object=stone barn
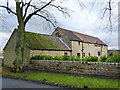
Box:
[52,27,107,58]
[3,27,107,67]
[3,29,71,67]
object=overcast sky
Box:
[0,0,119,51]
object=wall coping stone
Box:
[31,59,120,65]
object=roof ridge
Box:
[73,31,98,39]
[57,27,98,39]
[56,27,73,32]
[25,31,51,36]
[56,27,106,45]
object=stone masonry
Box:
[27,60,120,78]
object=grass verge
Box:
[2,71,120,88]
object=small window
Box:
[55,32,58,36]
[55,32,61,37]
[89,53,90,56]
[78,42,80,45]
[64,52,67,56]
[96,41,98,43]
[98,51,100,56]
[77,53,80,57]
[83,53,85,57]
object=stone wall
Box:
[30,50,71,57]
[3,30,18,67]
[28,60,120,78]
[3,30,30,67]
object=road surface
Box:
[2,77,60,88]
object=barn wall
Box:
[3,30,30,67]
[3,30,18,67]
[71,41,107,58]
[30,50,71,57]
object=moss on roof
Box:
[25,32,62,50]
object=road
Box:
[2,77,60,88]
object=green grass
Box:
[2,71,120,88]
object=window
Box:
[78,41,80,45]
[83,53,85,57]
[55,32,61,37]
[89,53,90,56]
[55,32,58,36]
[77,53,80,57]
[64,52,67,56]
[98,51,100,56]
[96,41,98,43]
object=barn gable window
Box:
[55,32,61,37]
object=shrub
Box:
[70,56,76,61]
[42,55,53,60]
[109,52,113,56]
[62,55,71,60]
[31,55,53,60]
[75,56,81,61]
[82,56,98,62]
[31,55,40,59]
[40,55,45,60]
[107,53,120,62]
[100,55,107,62]
[93,56,98,61]
[82,56,88,62]
[53,56,62,60]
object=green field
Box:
[2,71,120,88]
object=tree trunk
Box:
[13,30,25,73]
[13,1,25,73]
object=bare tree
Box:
[0,0,69,72]
[0,0,115,72]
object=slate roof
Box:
[73,32,106,45]
[3,27,107,51]
[54,28,82,41]
[54,27,107,46]
[25,31,70,50]
[3,29,71,51]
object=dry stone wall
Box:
[27,60,120,78]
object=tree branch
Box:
[50,4,70,16]
[41,2,70,16]
[35,13,55,28]
[24,0,54,25]
[0,5,17,15]
[23,0,32,19]
[108,0,112,34]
